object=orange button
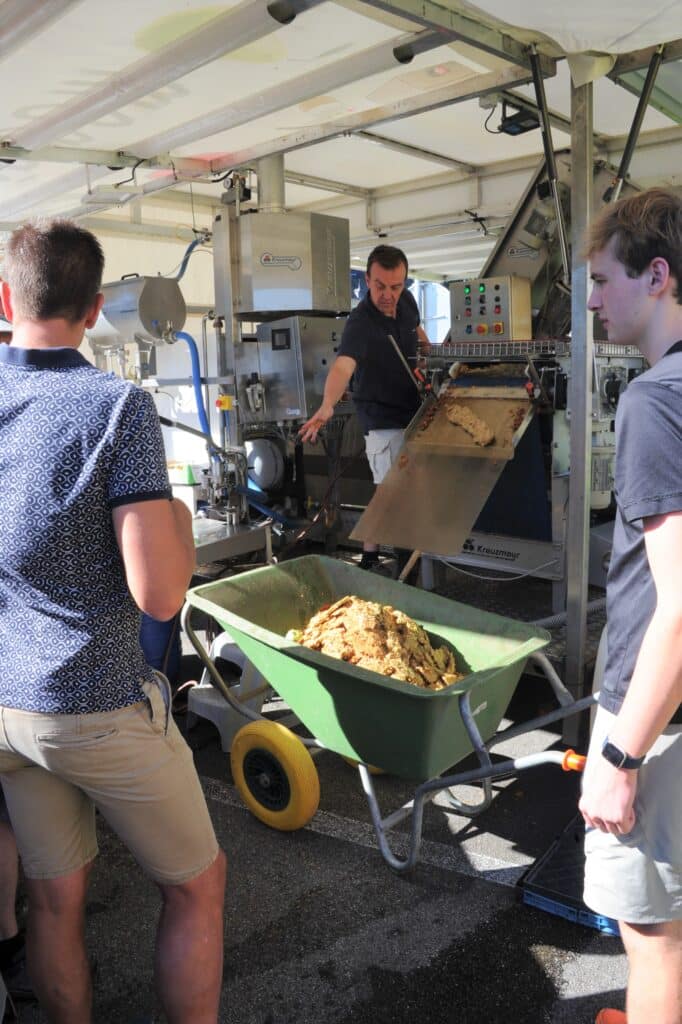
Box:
[493,322,504,334]
[476,324,488,334]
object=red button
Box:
[476,324,488,334]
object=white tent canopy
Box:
[0,0,680,280]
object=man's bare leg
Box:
[0,822,19,939]
[621,918,682,1024]
[155,850,227,1024]
[25,865,92,1024]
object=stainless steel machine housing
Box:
[234,212,350,318]
[236,315,348,425]
[88,276,187,348]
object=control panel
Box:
[449,274,532,342]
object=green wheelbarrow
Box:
[182,555,592,872]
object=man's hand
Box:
[579,758,638,835]
[299,402,334,443]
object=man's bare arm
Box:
[113,498,196,621]
[299,355,356,443]
[417,325,431,354]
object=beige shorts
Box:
[583,705,682,924]
[0,675,219,884]
[364,428,404,485]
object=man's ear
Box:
[83,292,105,329]
[648,257,670,295]
[0,281,14,323]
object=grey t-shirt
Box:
[601,344,682,718]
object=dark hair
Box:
[5,220,105,323]
[366,244,408,277]
[584,187,682,304]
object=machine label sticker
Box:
[507,244,539,260]
[462,537,521,562]
[260,252,303,271]
[285,407,302,416]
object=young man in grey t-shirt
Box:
[579,188,682,1024]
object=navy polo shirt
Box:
[338,289,421,433]
[601,346,682,720]
[0,345,172,714]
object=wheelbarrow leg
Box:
[442,691,494,816]
[357,764,432,873]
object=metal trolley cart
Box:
[182,555,592,872]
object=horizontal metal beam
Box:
[0,143,209,174]
[609,38,682,78]
[78,217,199,242]
[600,123,682,153]
[353,0,555,74]
[353,130,475,172]
[283,171,371,197]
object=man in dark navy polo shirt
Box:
[300,245,430,568]
[0,221,225,1023]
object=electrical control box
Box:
[449,275,532,343]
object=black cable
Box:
[465,208,488,236]
[483,105,502,134]
[113,158,145,188]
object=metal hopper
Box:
[351,382,536,556]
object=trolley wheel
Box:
[342,756,384,776]
[230,721,320,831]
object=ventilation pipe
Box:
[257,154,286,213]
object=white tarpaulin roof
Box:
[457,0,682,55]
[0,0,680,280]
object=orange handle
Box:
[562,749,587,772]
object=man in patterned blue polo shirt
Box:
[0,221,226,1024]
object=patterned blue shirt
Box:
[0,345,172,713]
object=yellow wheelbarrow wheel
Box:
[231,721,320,831]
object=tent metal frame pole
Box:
[564,78,594,746]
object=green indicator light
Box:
[464,285,471,295]
[479,283,486,293]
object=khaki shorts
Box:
[0,675,219,884]
[583,705,682,924]
[364,428,404,485]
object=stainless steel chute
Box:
[350,383,536,556]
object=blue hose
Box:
[231,485,295,527]
[172,238,203,281]
[173,330,212,443]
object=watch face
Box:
[601,740,625,768]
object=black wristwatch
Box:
[601,737,645,770]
